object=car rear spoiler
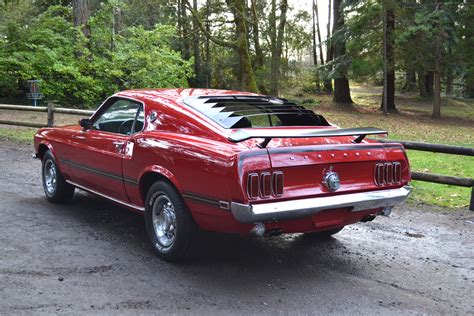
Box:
[228,127,387,147]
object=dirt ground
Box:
[0,140,473,315]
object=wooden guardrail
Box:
[0,103,94,128]
[375,138,474,211]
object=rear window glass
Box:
[183,96,330,129]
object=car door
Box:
[65,97,143,202]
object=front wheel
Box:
[41,150,75,203]
[144,181,198,261]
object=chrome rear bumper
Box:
[231,186,412,223]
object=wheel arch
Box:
[37,141,56,161]
[138,166,182,204]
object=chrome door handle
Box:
[112,141,125,148]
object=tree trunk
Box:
[227,0,259,93]
[418,71,428,97]
[323,0,333,93]
[402,70,416,92]
[326,0,333,63]
[332,0,352,103]
[311,0,318,67]
[433,71,441,118]
[445,71,453,95]
[311,0,320,91]
[464,81,474,98]
[381,7,396,113]
[251,0,264,69]
[251,0,266,93]
[314,1,324,66]
[432,0,442,118]
[425,71,434,97]
[204,0,212,88]
[190,0,202,87]
[269,0,288,96]
[72,0,90,57]
[178,0,191,61]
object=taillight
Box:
[272,171,284,196]
[247,171,284,199]
[260,172,272,197]
[248,173,259,199]
[375,162,402,186]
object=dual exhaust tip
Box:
[249,223,282,237]
[249,207,394,236]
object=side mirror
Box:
[79,118,92,130]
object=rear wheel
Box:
[144,181,198,261]
[304,227,344,239]
[41,150,75,203]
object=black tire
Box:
[304,227,344,239]
[41,150,75,203]
[145,181,198,261]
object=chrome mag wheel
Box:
[43,159,57,195]
[152,195,177,248]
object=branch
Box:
[184,0,238,49]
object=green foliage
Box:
[0,1,192,107]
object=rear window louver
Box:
[182,95,330,129]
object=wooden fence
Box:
[0,103,94,128]
[1,103,473,210]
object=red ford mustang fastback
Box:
[34,89,411,260]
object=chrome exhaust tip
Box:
[360,214,376,222]
[249,222,265,237]
[381,206,393,216]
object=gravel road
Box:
[0,140,473,315]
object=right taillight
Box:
[375,161,402,186]
[247,171,284,199]
[272,171,284,196]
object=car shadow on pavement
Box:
[30,190,360,278]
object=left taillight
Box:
[247,171,284,199]
[247,173,260,199]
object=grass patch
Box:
[407,151,473,208]
[0,126,36,144]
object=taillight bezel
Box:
[375,161,402,186]
[247,171,284,199]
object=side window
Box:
[93,99,141,135]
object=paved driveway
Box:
[0,140,472,314]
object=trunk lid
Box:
[265,140,407,200]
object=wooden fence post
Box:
[470,187,473,211]
[47,102,54,127]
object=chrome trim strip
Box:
[66,180,145,211]
[182,192,231,210]
[267,144,402,155]
[231,186,412,223]
[61,159,138,185]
